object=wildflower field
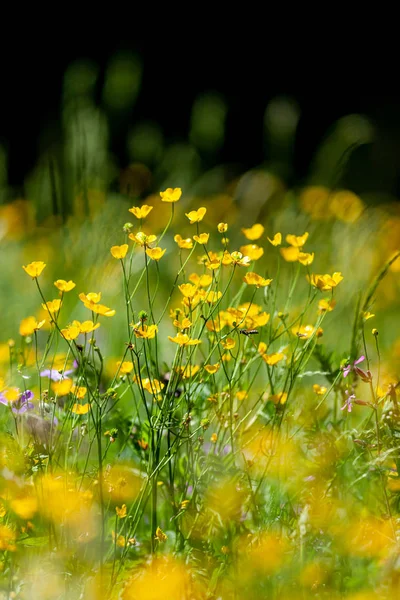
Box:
[1,75,400,599]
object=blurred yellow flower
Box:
[71,385,87,399]
[178,365,200,378]
[110,244,129,259]
[241,223,264,240]
[217,222,228,232]
[173,316,192,329]
[10,496,38,520]
[318,298,336,313]
[267,232,282,246]
[308,272,343,291]
[174,234,193,249]
[230,251,251,267]
[0,525,16,551]
[52,379,73,396]
[262,352,284,366]
[243,272,273,288]
[286,232,309,247]
[42,299,62,315]
[168,333,201,346]
[280,246,300,262]
[193,233,209,244]
[189,273,212,287]
[129,231,157,246]
[292,324,316,339]
[132,323,158,339]
[205,291,222,303]
[240,244,264,261]
[79,293,115,317]
[298,252,314,266]
[222,337,235,350]
[79,292,101,304]
[155,526,167,542]
[117,361,134,375]
[128,205,153,219]
[19,316,46,336]
[116,504,127,518]
[22,261,46,278]
[146,247,166,260]
[60,324,81,340]
[211,433,218,443]
[185,207,207,223]
[269,392,288,404]
[329,190,364,223]
[178,283,198,298]
[363,311,375,321]
[74,320,101,334]
[204,363,220,374]
[236,390,248,401]
[72,403,91,415]
[313,384,327,395]
[160,187,182,202]
[54,279,76,292]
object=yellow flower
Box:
[22,261,46,278]
[71,385,87,399]
[267,233,282,246]
[363,311,375,321]
[117,361,134,375]
[3,388,19,402]
[177,365,200,379]
[258,342,267,354]
[230,251,251,267]
[185,207,207,223]
[269,392,288,405]
[132,323,158,339]
[160,187,182,203]
[10,496,38,520]
[239,244,264,261]
[129,231,157,246]
[236,390,248,401]
[116,504,127,519]
[182,291,204,309]
[42,299,62,314]
[193,233,210,244]
[243,273,273,288]
[178,283,198,298]
[280,246,300,262]
[173,316,192,329]
[205,291,222,303]
[221,251,233,266]
[52,379,73,396]
[83,300,116,317]
[218,223,228,233]
[54,279,76,292]
[75,320,101,334]
[222,337,235,350]
[146,247,166,261]
[286,232,309,248]
[329,190,364,223]
[19,316,46,336]
[61,325,81,340]
[262,352,284,366]
[174,234,193,249]
[292,324,316,339]
[318,299,336,313]
[204,363,220,374]
[155,526,167,542]
[249,312,270,327]
[71,403,91,415]
[241,224,264,240]
[189,273,212,287]
[128,205,153,219]
[297,252,314,266]
[210,433,218,443]
[110,244,129,259]
[308,272,343,291]
[79,292,101,304]
[313,384,327,395]
[168,333,201,346]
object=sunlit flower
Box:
[258,342,267,354]
[74,320,101,334]
[60,324,81,340]
[193,233,209,244]
[244,272,273,288]
[129,231,157,246]
[141,378,165,395]
[262,352,284,366]
[292,324,317,339]
[117,361,134,375]
[280,246,300,262]
[343,355,365,378]
[79,292,115,317]
[22,261,46,278]
[363,311,375,321]
[230,251,251,267]
[128,205,153,219]
[155,526,167,542]
[204,363,220,374]
[72,403,91,415]
[54,279,76,292]
[177,365,200,378]
[160,187,182,203]
[205,291,222,303]
[297,252,314,266]
[286,232,309,247]
[189,273,212,287]
[218,223,228,233]
[313,384,327,395]
[131,323,158,339]
[318,298,336,313]
[79,292,101,304]
[179,283,198,298]
[168,333,201,346]
[240,244,264,261]
[185,207,207,223]
[146,247,166,261]
[236,390,248,401]
[221,251,233,266]
[269,392,288,405]
[173,316,192,329]
[19,316,46,336]
[71,385,87,399]
[329,190,364,223]
[341,390,355,413]
[110,244,129,259]
[52,379,73,396]
[116,504,127,519]
[42,299,62,315]
[308,272,343,291]
[221,337,235,350]
[210,433,218,443]
[174,234,193,249]
[241,224,264,240]
[267,233,282,246]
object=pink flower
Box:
[343,355,365,378]
[341,390,355,412]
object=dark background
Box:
[1,35,400,196]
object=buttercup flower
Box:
[71,385,87,399]
[297,252,314,266]
[110,244,129,259]
[19,317,46,336]
[269,392,288,405]
[308,272,343,291]
[155,526,167,542]
[280,246,300,262]
[129,232,157,246]
[79,292,101,304]
[42,300,62,315]
[72,403,91,415]
[193,233,210,244]
[168,333,201,346]
[189,273,212,287]
[267,233,282,246]
[240,244,264,261]
[218,223,228,233]
[185,207,207,223]
[313,384,327,395]
[286,232,309,248]
[131,323,158,339]
[22,261,46,278]
[241,224,264,240]
[60,324,81,340]
[128,205,153,219]
[174,234,193,249]
[52,379,73,396]
[318,299,336,313]
[205,291,222,303]
[262,352,284,366]
[54,280,76,292]
[73,320,101,334]
[230,252,251,267]
[146,247,166,261]
[160,188,182,203]
[205,363,220,374]
[117,361,134,375]
[244,273,273,288]
[221,338,235,350]
[79,293,115,317]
